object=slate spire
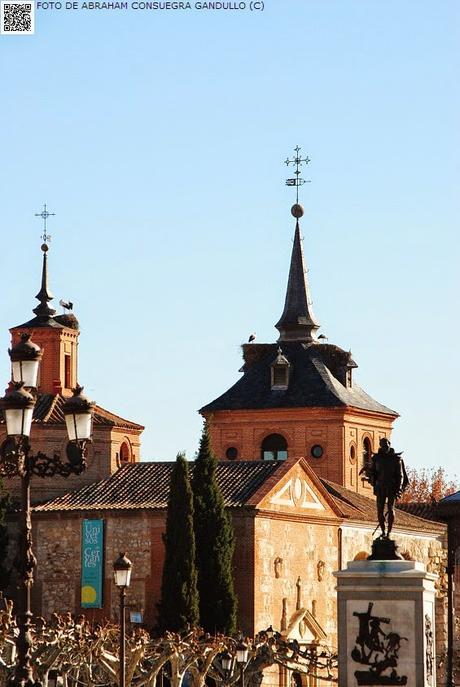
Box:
[275,206,320,342]
[32,243,56,320]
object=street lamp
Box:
[217,650,233,686]
[236,642,249,687]
[113,553,132,687]
[0,335,94,687]
[221,651,233,673]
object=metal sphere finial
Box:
[291,203,304,219]
[41,243,49,252]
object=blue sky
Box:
[0,0,459,475]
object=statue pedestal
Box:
[334,560,437,687]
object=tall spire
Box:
[275,147,320,343]
[32,204,56,320]
[33,244,55,319]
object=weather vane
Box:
[285,145,311,204]
[34,203,55,245]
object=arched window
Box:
[362,437,372,469]
[261,434,288,461]
[120,442,130,464]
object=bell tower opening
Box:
[261,434,288,461]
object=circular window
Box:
[226,447,238,460]
[311,444,323,459]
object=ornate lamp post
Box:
[235,642,249,687]
[217,650,233,687]
[0,334,94,687]
[113,553,132,687]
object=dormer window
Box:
[271,347,290,390]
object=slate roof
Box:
[275,219,320,342]
[0,393,144,431]
[34,460,443,535]
[34,460,282,512]
[201,341,397,416]
[440,490,460,504]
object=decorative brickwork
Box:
[206,407,394,496]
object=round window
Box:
[311,444,323,459]
[226,447,238,460]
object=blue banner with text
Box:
[81,519,104,608]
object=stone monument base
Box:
[334,559,437,687]
[368,537,403,561]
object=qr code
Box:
[1,0,35,34]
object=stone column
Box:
[334,560,437,687]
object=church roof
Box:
[324,481,445,533]
[12,241,79,330]
[0,393,144,431]
[34,460,282,511]
[275,219,320,342]
[200,341,397,416]
[34,460,443,533]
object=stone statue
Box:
[360,438,409,538]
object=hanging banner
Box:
[81,519,104,608]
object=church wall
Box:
[30,507,256,633]
[31,509,164,627]
[253,515,339,648]
[231,511,256,635]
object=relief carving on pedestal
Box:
[351,602,408,685]
[425,614,433,683]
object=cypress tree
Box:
[192,423,237,635]
[157,453,199,632]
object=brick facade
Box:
[206,406,394,497]
[10,324,79,397]
[0,424,142,504]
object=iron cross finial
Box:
[34,203,55,244]
[285,146,311,204]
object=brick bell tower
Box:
[1,215,144,504]
[200,150,398,495]
[10,242,79,397]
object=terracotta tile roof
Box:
[397,502,442,522]
[34,459,446,537]
[200,342,397,416]
[321,480,446,534]
[34,460,282,512]
[1,393,144,431]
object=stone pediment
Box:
[284,608,327,643]
[255,458,340,517]
[270,476,324,511]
